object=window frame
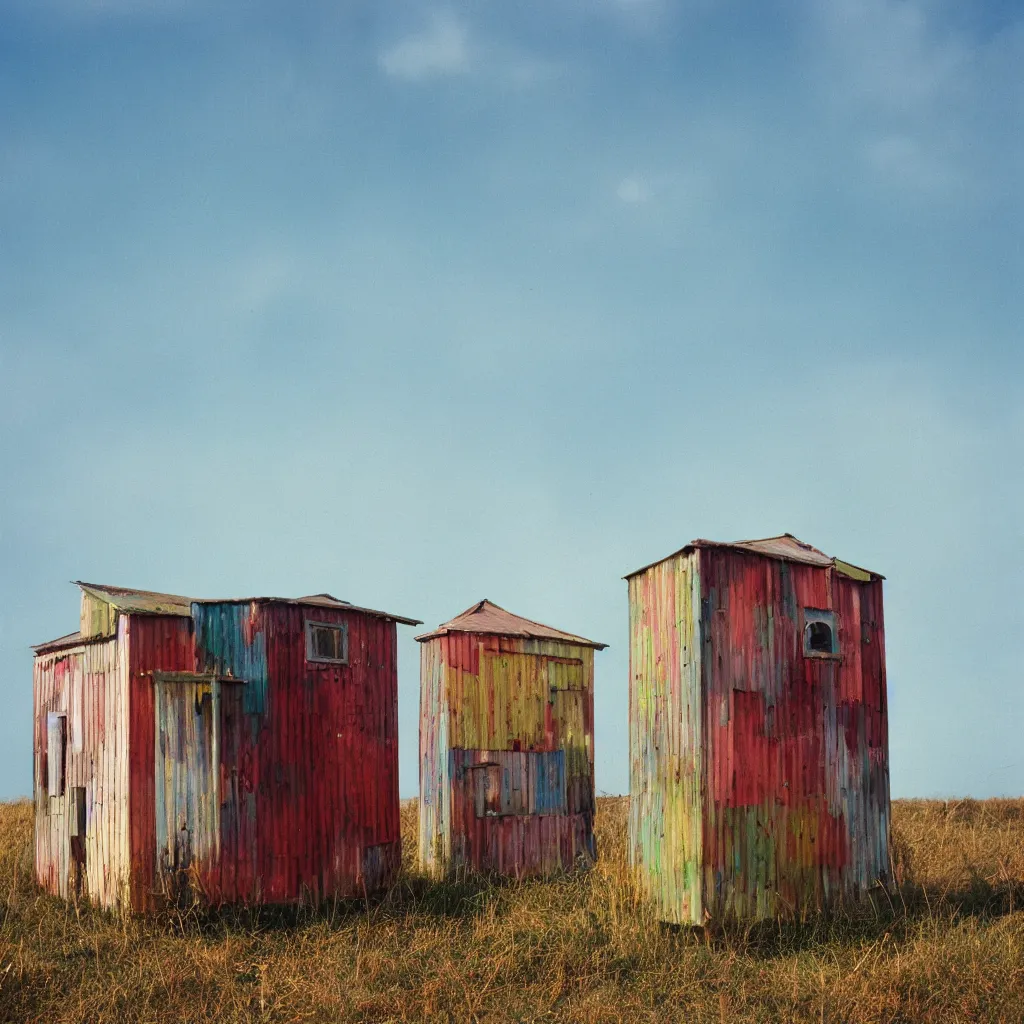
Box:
[801,608,840,660]
[304,619,349,666]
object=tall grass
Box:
[0,797,1022,1022]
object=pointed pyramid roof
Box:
[624,533,883,580]
[415,599,607,649]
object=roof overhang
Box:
[623,535,884,581]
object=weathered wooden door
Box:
[154,675,242,905]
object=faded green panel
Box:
[627,551,703,925]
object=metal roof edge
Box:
[415,599,606,649]
[190,596,422,626]
[623,539,884,580]
[73,583,421,625]
[413,625,607,650]
[622,544,696,580]
[32,631,111,655]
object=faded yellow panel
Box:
[553,689,590,777]
[447,646,593,752]
[80,592,117,639]
[547,658,584,692]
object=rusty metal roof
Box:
[416,599,607,649]
[203,593,421,626]
[624,534,883,580]
[31,631,103,654]
[71,583,420,624]
[76,582,195,616]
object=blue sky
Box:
[1,0,1021,801]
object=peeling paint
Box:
[418,602,604,878]
[627,536,890,923]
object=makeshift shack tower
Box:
[417,600,606,877]
[627,535,890,923]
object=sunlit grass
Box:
[0,796,1022,1022]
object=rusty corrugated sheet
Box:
[33,621,131,909]
[76,582,195,617]
[624,533,885,581]
[415,599,607,648]
[129,602,405,909]
[35,583,415,912]
[73,581,420,626]
[628,536,890,923]
[418,605,603,878]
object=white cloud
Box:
[812,0,968,113]
[379,13,470,81]
[616,175,652,204]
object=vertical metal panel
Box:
[251,602,400,903]
[153,676,220,902]
[627,551,703,925]
[33,630,130,909]
[628,546,890,923]
[46,714,66,796]
[418,631,597,878]
[192,602,269,716]
[124,604,400,911]
[419,638,451,873]
[127,614,196,911]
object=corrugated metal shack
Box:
[33,582,420,912]
[627,535,890,924]
[417,600,606,878]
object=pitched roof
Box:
[624,534,883,580]
[76,581,195,616]
[71,582,419,624]
[415,599,607,649]
[32,631,93,655]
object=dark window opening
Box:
[802,609,838,658]
[70,787,87,838]
[305,620,348,664]
[806,621,834,653]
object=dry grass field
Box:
[0,797,1022,1023]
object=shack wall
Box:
[33,626,131,909]
[418,635,450,876]
[698,548,890,920]
[420,633,596,877]
[627,551,704,925]
[127,603,400,910]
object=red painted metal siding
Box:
[124,604,399,911]
[628,543,890,923]
[250,603,401,904]
[699,548,890,920]
[126,613,195,910]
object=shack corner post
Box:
[416,599,607,879]
[626,534,890,925]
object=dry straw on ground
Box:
[1,796,1022,1022]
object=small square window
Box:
[802,609,839,659]
[305,620,348,664]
